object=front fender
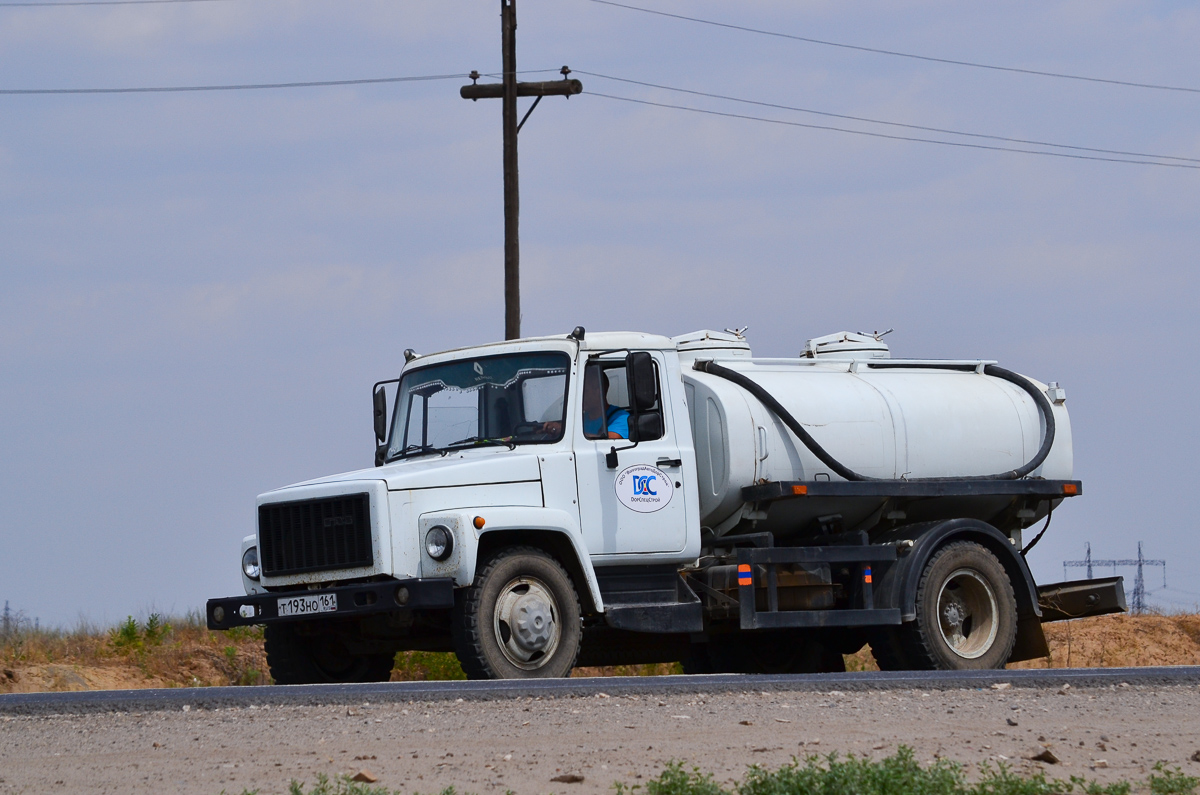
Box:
[417,506,604,613]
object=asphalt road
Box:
[3,667,1200,795]
[2,666,1198,715]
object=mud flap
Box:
[1008,613,1051,663]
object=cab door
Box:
[574,351,688,555]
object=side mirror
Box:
[373,387,388,444]
[624,352,663,444]
[628,412,662,443]
[626,351,658,412]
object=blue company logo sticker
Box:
[614,464,674,514]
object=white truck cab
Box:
[208,328,1125,681]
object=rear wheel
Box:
[452,546,582,679]
[895,541,1017,670]
[264,623,395,684]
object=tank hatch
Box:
[803,331,891,360]
[673,329,753,360]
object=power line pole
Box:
[461,1,582,340]
[1063,542,1166,614]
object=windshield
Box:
[386,351,571,460]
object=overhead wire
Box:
[4,65,1195,169]
[0,70,557,95]
[585,0,1200,95]
[587,91,1200,169]
[1,0,232,6]
[577,71,1200,164]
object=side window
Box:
[581,357,663,442]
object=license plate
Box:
[277,593,338,617]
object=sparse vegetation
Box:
[1,609,269,690]
[3,610,1199,693]
[609,750,1194,795]
[219,751,1200,795]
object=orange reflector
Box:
[473,516,486,529]
[737,564,751,573]
[1062,484,1078,495]
[792,485,808,496]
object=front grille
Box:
[259,493,373,576]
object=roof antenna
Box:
[855,328,894,342]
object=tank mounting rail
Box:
[742,479,1082,503]
[736,545,902,630]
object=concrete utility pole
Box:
[461,0,582,340]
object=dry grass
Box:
[2,612,1197,694]
[0,612,268,692]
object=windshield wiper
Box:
[394,443,439,459]
[444,435,517,451]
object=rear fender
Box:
[874,518,1048,663]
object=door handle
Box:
[657,458,682,468]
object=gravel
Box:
[3,681,1200,794]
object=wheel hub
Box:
[511,593,553,651]
[493,576,561,670]
[942,600,966,628]
[936,568,1000,660]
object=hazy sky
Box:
[2,0,1198,625]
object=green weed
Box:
[1149,762,1200,795]
[613,748,1194,795]
[107,613,172,655]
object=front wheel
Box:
[898,541,1018,670]
[452,546,582,679]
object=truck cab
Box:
[208,328,1125,681]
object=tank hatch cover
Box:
[673,329,752,357]
[803,331,891,360]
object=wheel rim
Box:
[492,575,561,670]
[936,568,999,659]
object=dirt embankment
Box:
[2,613,1197,694]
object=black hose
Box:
[693,359,1056,482]
[1020,506,1053,556]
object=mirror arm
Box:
[605,440,640,469]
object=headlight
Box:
[425,525,453,561]
[242,546,261,580]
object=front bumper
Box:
[206,577,455,630]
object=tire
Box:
[897,541,1018,670]
[264,623,395,685]
[452,546,582,680]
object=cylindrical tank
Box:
[673,331,1073,537]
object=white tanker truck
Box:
[207,328,1125,680]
